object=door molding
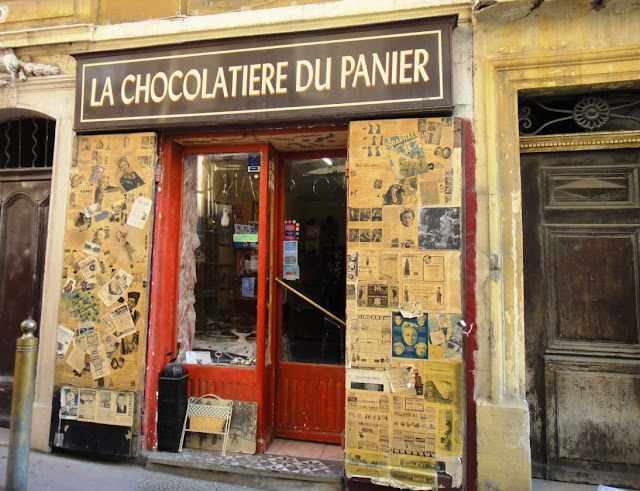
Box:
[520,130,640,153]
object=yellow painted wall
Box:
[473,0,640,489]
[0,0,95,28]
[0,0,333,29]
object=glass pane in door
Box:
[280,157,346,365]
[182,152,260,367]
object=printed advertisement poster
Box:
[392,313,428,359]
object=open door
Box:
[274,152,347,443]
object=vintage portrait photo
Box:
[418,207,461,250]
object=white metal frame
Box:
[179,394,233,456]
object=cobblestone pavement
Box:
[134,473,261,490]
[0,445,261,491]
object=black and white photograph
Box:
[418,207,461,250]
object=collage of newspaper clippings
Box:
[345,118,464,490]
[56,133,156,428]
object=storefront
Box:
[50,14,473,490]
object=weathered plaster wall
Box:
[452,21,473,121]
[473,0,640,488]
[0,1,472,50]
[0,73,76,451]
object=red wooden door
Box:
[274,153,346,443]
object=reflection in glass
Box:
[281,157,346,365]
[181,153,260,367]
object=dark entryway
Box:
[275,152,347,443]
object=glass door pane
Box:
[280,157,346,365]
[183,152,261,367]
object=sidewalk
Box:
[0,427,271,491]
[0,444,262,490]
[0,428,339,491]
[0,428,628,490]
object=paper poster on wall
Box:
[417,207,461,250]
[60,387,79,419]
[241,277,256,297]
[392,313,428,359]
[56,325,74,360]
[76,388,135,427]
[283,220,299,241]
[347,369,391,392]
[346,118,464,490]
[356,282,399,309]
[126,196,152,229]
[347,311,392,369]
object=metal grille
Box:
[0,117,55,169]
[519,89,640,136]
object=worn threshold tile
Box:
[278,440,325,459]
[265,438,285,454]
[320,445,344,462]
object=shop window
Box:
[178,152,260,367]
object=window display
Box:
[180,153,260,366]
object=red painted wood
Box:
[261,144,279,448]
[143,139,184,451]
[144,135,348,452]
[186,364,259,401]
[462,118,478,490]
[274,362,345,444]
[171,125,348,145]
[255,143,273,452]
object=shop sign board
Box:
[74,18,455,130]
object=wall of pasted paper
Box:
[472,1,640,489]
[53,133,156,445]
[345,118,464,490]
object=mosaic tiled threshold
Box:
[145,447,345,483]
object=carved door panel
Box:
[0,178,50,426]
[522,148,640,488]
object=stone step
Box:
[144,448,346,491]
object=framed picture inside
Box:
[219,227,231,247]
[218,265,233,289]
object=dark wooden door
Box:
[0,177,50,426]
[522,148,640,488]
